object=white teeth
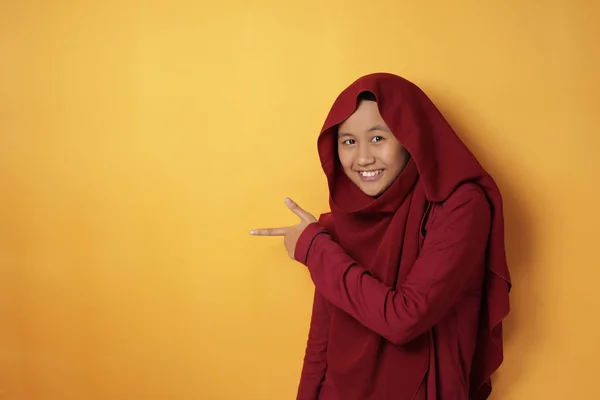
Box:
[360,170,382,177]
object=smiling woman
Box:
[251,73,511,400]
[2,0,599,398]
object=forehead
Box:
[338,100,389,134]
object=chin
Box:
[360,185,385,197]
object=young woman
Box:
[251,73,511,400]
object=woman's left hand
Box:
[250,197,317,260]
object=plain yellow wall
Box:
[1,0,599,399]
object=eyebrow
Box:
[368,124,391,133]
[338,124,391,137]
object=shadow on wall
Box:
[423,82,539,398]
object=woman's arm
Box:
[296,290,331,400]
[294,184,491,345]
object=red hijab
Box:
[315,73,511,399]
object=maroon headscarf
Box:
[315,73,511,399]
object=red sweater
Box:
[295,183,491,399]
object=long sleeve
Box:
[294,184,491,346]
[296,289,331,400]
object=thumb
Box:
[285,197,316,223]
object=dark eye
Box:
[342,139,356,145]
[372,136,384,143]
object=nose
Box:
[356,142,375,166]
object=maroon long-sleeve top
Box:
[295,183,491,399]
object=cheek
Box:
[337,149,354,170]
[381,146,407,172]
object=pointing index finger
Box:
[249,227,287,236]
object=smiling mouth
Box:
[357,169,384,182]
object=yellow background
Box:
[1,0,599,399]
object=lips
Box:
[357,169,384,182]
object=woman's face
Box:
[337,100,410,197]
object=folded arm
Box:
[294,185,491,345]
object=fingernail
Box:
[249,230,255,235]
[285,197,291,205]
